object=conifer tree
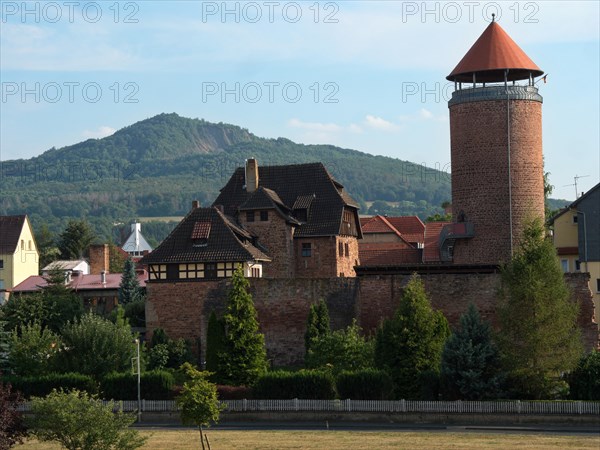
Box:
[57,220,95,259]
[441,303,503,400]
[304,299,330,358]
[375,274,450,399]
[118,259,143,305]
[216,266,267,386]
[205,311,226,374]
[497,218,582,399]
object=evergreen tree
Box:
[58,220,95,259]
[118,258,143,305]
[441,303,504,400]
[304,299,330,358]
[205,311,226,374]
[35,223,60,269]
[375,274,450,399]
[497,218,582,399]
[216,266,267,386]
[568,351,600,400]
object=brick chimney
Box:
[192,200,200,210]
[89,244,110,275]
[245,158,259,193]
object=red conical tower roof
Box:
[447,21,543,82]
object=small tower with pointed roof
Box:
[442,18,546,265]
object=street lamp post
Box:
[133,338,141,423]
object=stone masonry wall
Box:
[240,211,295,278]
[145,272,598,368]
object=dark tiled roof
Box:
[0,215,26,253]
[139,207,271,264]
[191,222,211,240]
[293,194,315,210]
[213,162,359,237]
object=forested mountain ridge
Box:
[0,113,569,244]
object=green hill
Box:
[0,113,568,245]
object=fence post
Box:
[516,400,521,415]
[243,398,247,412]
[142,399,146,412]
[577,401,582,415]
[401,399,406,413]
[294,398,299,412]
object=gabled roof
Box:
[361,215,425,245]
[214,162,359,237]
[548,182,600,224]
[0,215,27,254]
[139,207,271,264]
[447,21,543,82]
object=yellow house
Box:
[550,183,600,320]
[0,215,39,302]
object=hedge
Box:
[336,369,393,400]
[100,370,175,400]
[2,373,97,398]
[253,370,335,399]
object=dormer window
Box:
[191,221,211,247]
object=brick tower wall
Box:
[450,91,544,265]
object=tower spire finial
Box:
[491,13,495,22]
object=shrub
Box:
[336,369,393,400]
[27,389,146,450]
[100,370,175,400]
[8,322,62,376]
[568,350,600,400]
[0,380,26,449]
[253,370,335,399]
[216,385,252,400]
[1,373,97,398]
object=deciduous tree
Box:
[27,389,146,450]
[305,320,374,375]
[176,363,223,450]
[0,380,26,449]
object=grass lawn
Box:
[18,429,600,449]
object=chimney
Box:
[192,200,200,210]
[245,158,259,193]
[89,244,110,275]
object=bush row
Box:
[252,369,392,400]
[2,370,174,400]
[3,368,395,400]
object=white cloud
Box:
[288,118,342,133]
[364,115,399,131]
[81,126,115,139]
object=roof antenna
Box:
[491,13,495,22]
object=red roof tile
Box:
[12,270,147,293]
[385,216,425,244]
[423,222,450,262]
[447,21,543,82]
[359,246,421,266]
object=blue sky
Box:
[1,1,598,200]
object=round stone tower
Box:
[443,19,545,265]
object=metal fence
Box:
[18,399,600,415]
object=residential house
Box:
[0,215,39,302]
[13,243,146,315]
[549,182,600,318]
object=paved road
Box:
[133,421,600,436]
